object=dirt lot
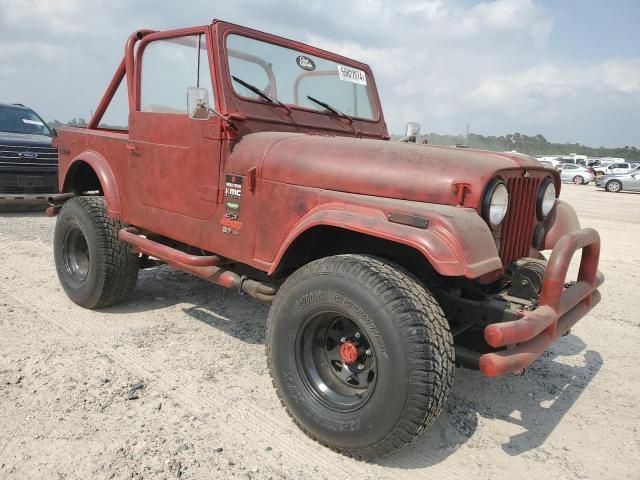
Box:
[0,184,638,479]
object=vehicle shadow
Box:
[594,189,640,195]
[0,208,48,216]
[103,268,603,467]
[103,266,269,344]
[379,335,602,469]
[0,199,49,213]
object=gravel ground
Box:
[0,184,638,479]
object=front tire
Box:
[266,254,454,459]
[54,196,139,308]
[605,180,622,192]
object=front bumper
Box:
[479,228,603,377]
[0,167,58,196]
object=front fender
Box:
[543,199,581,250]
[269,197,503,278]
[61,150,122,219]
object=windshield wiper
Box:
[306,95,354,124]
[231,75,291,114]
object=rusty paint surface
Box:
[55,21,575,278]
[480,228,603,376]
[53,20,603,377]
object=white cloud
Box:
[461,0,553,45]
[0,0,637,146]
[600,58,640,94]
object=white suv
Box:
[595,162,633,176]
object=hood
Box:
[0,131,53,147]
[232,132,548,208]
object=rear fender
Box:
[61,151,122,219]
[269,201,502,278]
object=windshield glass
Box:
[0,105,51,136]
[226,34,378,121]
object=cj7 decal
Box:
[222,175,243,235]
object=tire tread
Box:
[56,196,138,308]
[266,254,454,460]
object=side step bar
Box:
[119,227,276,303]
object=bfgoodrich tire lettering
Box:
[266,254,454,459]
[54,196,139,308]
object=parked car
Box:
[558,163,595,184]
[594,162,634,177]
[595,166,640,192]
[48,21,603,459]
[0,103,58,198]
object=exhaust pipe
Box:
[45,193,77,217]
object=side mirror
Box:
[187,87,212,120]
[399,121,421,143]
[405,121,420,137]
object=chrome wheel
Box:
[606,180,622,192]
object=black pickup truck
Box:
[0,103,58,198]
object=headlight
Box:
[483,180,509,228]
[536,178,556,220]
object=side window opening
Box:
[140,34,213,114]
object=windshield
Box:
[0,105,52,136]
[226,34,378,121]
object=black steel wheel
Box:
[297,313,377,412]
[267,254,454,460]
[62,226,91,283]
[54,196,139,308]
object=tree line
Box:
[420,132,640,161]
[49,119,639,161]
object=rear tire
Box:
[605,180,622,192]
[573,175,585,185]
[266,254,454,460]
[54,196,139,308]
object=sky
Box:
[0,0,638,147]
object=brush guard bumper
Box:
[479,227,603,377]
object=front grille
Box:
[0,143,58,169]
[499,176,541,266]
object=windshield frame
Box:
[0,105,53,137]
[220,28,382,125]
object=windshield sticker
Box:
[296,55,316,71]
[337,65,367,85]
[22,119,44,126]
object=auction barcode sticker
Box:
[337,65,367,85]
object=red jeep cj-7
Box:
[49,21,603,459]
